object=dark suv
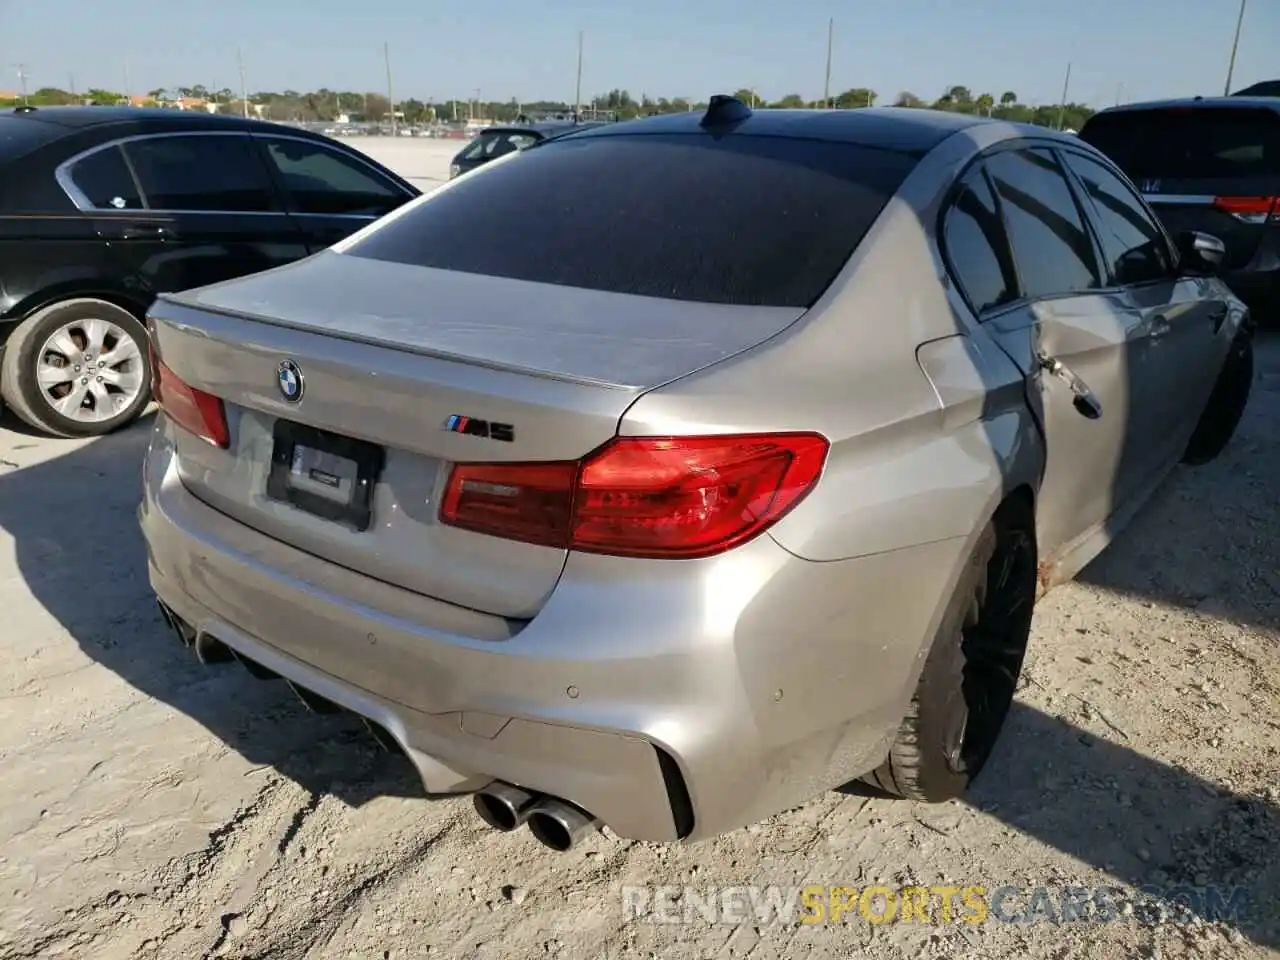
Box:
[0,107,419,437]
[1078,97,1280,323]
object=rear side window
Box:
[942,166,1017,314]
[124,134,277,212]
[1079,108,1280,181]
[64,146,143,210]
[348,133,917,307]
[983,148,1102,299]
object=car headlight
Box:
[449,164,460,178]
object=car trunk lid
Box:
[150,252,806,619]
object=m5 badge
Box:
[443,414,515,442]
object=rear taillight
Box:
[150,343,229,449]
[440,433,829,559]
[1212,196,1279,224]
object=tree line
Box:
[1,83,1097,131]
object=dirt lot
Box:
[0,141,1277,960]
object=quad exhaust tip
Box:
[473,782,538,832]
[473,784,600,851]
[527,799,599,852]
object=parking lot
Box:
[0,138,1278,960]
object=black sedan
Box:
[0,106,419,437]
[449,119,605,178]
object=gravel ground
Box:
[0,141,1275,960]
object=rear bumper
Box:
[140,419,969,842]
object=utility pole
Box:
[1056,62,1072,131]
[823,18,834,108]
[13,64,30,105]
[574,30,584,119]
[238,47,249,118]
[384,41,396,135]
[68,73,76,98]
[1115,82,1124,107]
[123,60,131,105]
[1223,0,1247,95]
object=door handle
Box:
[118,223,171,240]
[1037,354,1103,420]
[1208,306,1228,334]
[1150,314,1171,339]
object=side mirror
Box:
[1175,230,1226,276]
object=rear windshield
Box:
[349,133,917,307]
[0,114,62,164]
[1079,108,1280,181]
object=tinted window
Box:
[348,133,917,307]
[259,137,402,216]
[0,115,63,164]
[462,131,540,161]
[1061,151,1172,286]
[124,134,276,212]
[66,146,142,210]
[1079,108,1280,182]
[943,166,1017,313]
[984,148,1101,299]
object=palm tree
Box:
[1000,91,1018,108]
[976,93,995,116]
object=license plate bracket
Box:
[266,420,384,532]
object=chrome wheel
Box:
[35,316,146,424]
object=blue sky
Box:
[1,0,1274,108]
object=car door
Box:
[1057,146,1231,464]
[250,134,414,252]
[964,145,1161,558]
[64,132,308,298]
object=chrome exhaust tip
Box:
[527,799,599,852]
[194,632,235,664]
[473,782,539,832]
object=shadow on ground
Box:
[0,407,423,809]
[1075,333,1280,635]
[969,703,1277,945]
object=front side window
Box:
[258,137,402,216]
[984,148,1102,299]
[346,132,918,308]
[942,165,1018,314]
[65,146,143,210]
[123,134,277,212]
[1061,150,1172,286]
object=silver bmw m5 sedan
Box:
[139,96,1254,850]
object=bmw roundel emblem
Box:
[276,359,304,403]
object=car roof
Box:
[557,105,998,156]
[1086,96,1280,119]
[3,105,320,135]
[482,120,587,136]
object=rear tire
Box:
[0,298,152,439]
[1181,331,1253,467]
[866,497,1037,802]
